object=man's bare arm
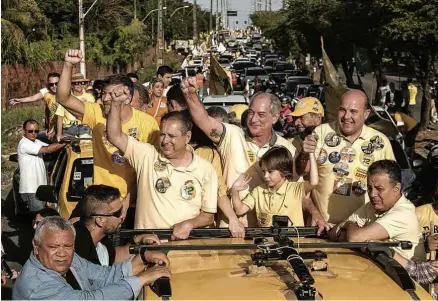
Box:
[39,143,67,154]
[180,77,224,144]
[57,50,86,119]
[9,92,44,106]
[106,87,130,153]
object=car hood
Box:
[144,238,431,300]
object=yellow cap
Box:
[229,104,249,120]
[289,97,324,117]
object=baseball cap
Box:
[289,97,324,117]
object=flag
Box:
[209,55,233,95]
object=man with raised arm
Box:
[56,50,159,212]
[180,77,326,229]
[105,86,218,240]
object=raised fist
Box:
[64,49,83,65]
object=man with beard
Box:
[74,185,163,266]
[296,90,395,225]
[56,50,159,213]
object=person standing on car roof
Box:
[296,90,395,225]
[18,119,67,213]
[180,77,326,229]
[107,91,218,239]
[56,49,160,221]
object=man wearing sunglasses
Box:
[9,73,60,139]
[18,119,67,213]
[74,185,163,267]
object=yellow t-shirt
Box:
[43,93,58,130]
[124,136,218,229]
[55,104,79,127]
[82,102,159,200]
[394,112,418,132]
[408,83,417,105]
[73,91,96,103]
[242,180,305,227]
[344,195,425,261]
[416,203,438,241]
[312,122,395,224]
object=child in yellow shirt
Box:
[231,146,318,227]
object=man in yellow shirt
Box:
[56,50,159,219]
[71,73,96,103]
[107,99,218,239]
[296,90,395,224]
[329,160,425,261]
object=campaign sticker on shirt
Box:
[352,181,367,196]
[129,127,139,140]
[159,102,167,108]
[247,150,256,163]
[325,132,341,147]
[354,167,368,181]
[73,172,81,181]
[328,151,341,164]
[361,141,374,155]
[317,149,328,164]
[340,146,356,163]
[111,150,127,165]
[360,153,374,167]
[333,177,352,196]
[154,161,167,172]
[370,135,385,150]
[181,180,196,200]
[258,212,271,227]
[333,162,349,177]
[156,177,171,193]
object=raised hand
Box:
[233,173,252,191]
[302,134,317,154]
[180,77,199,104]
[109,85,131,106]
[64,49,83,65]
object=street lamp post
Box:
[170,5,189,18]
[78,0,100,78]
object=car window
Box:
[52,149,68,195]
[246,69,267,76]
[67,158,94,202]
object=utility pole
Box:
[209,0,213,33]
[269,0,272,11]
[78,0,100,78]
[265,0,267,11]
[157,0,164,67]
[193,0,197,44]
[134,0,137,19]
[215,0,219,31]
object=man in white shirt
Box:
[18,119,66,212]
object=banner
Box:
[209,55,233,95]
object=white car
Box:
[202,94,249,112]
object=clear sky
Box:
[184,0,283,29]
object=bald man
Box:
[296,90,395,224]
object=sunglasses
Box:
[90,207,123,218]
[26,130,39,134]
[72,82,86,86]
[47,83,58,87]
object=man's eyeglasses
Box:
[72,82,87,86]
[89,207,123,218]
[47,83,58,87]
[26,130,39,134]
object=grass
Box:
[1,104,45,186]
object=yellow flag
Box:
[209,56,233,95]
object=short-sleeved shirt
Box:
[416,204,438,241]
[218,123,297,189]
[18,137,48,193]
[82,102,159,200]
[312,122,395,224]
[394,112,418,131]
[146,97,168,125]
[242,180,305,227]
[124,136,218,229]
[55,104,80,127]
[43,93,58,130]
[408,84,417,105]
[344,195,425,261]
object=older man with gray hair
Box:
[12,216,170,300]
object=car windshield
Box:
[233,62,256,70]
[68,157,94,202]
[246,69,267,76]
[218,59,230,64]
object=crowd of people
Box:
[2,47,438,299]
